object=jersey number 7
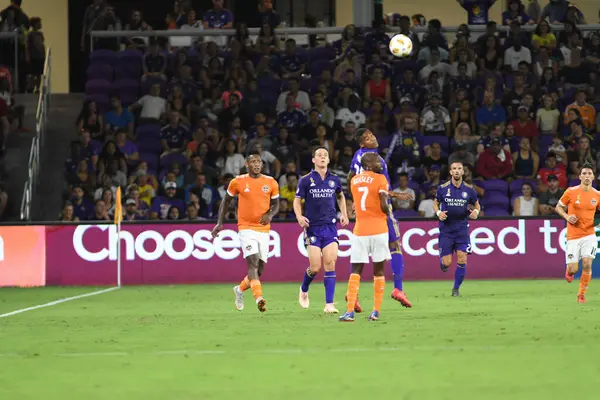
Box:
[358,187,369,211]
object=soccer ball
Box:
[389,34,413,58]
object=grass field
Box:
[1,280,599,399]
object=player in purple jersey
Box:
[433,162,481,297]
[348,128,413,310]
[294,147,349,313]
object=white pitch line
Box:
[0,287,120,319]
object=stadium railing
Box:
[90,24,600,50]
[0,31,20,92]
[20,47,51,221]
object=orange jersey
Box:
[559,185,600,240]
[564,103,596,129]
[227,174,280,232]
[350,171,389,236]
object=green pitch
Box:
[1,280,599,400]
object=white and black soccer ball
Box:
[389,33,413,58]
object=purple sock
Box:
[301,267,316,292]
[454,263,466,289]
[324,271,336,303]
[390,252,405,291]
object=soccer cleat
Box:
[339,311,355,322]
[233,286,244,311]
[577,295,587,304]
[565,268,574,283]
[323,303,339,314]
[256,297,267,312]
[299,287,310,309]
[440,264,449,272]
[368,310,380,321]
[345,295,363,313]
[391,289,413,308]
[452,288,460,297]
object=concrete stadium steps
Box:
[34,94,85,221]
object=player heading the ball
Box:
[432,162,480,297]
[556,162,600,303]
[212,153,280,313]
[294,146,349,314]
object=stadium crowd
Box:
[61,0,600,223]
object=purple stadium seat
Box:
[310,60,334,77]
[85,79,111,97]
[257,77,281,93]
[393,209,420,219]
[112,79,140,100]
[510,179,536,194]
[309,46,336,61]
[115,65,142,80]
[84,94,110,114]
[139,153,159,170]
[137,140,162,154]
[392,59,418,75]
[483,192,510,209]
[87,64,113,81]
[160,153,187,168]
[481,179,509,194]
[137,125,161,140]
[299,78,312,93]
[89,49,117,66]
[484,208,510,217]
[141,77,166,95]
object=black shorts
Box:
[29,58,45,76]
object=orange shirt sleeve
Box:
[270,179,280,199]
[377,175,388,194]
[559,188,571,207]
[227,178,239,197]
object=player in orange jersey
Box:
[341,152,392,322]
[556,162,600,303]
[211,153,280,312]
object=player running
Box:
[341,153,391,322]
[211,153,280,312]
[294,146,349,313]
[432,162,480,297]
[348,128,412,310]
[555,162,600,303]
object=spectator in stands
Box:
[568,136,596,178]
[364,19,390,58]
[456,0,497,25]
[273,127,297,165]
[538,174,564,215]
[422,19,448,51]
[312,91,335,128]
[509,106,538,145]
[126,185,149,218]
[77,100,104,141]
[512,137,539,179]
[71,185,93,221]
[418,185,437,217]
[89,199,111,221]
[476,137,513,179]
[124,10,152,49]
[184,202,204,220]
[80,0,103,51]
[564,90,596,131]
[420,94,451,136]
[105,96,134,140]
[203,0,233,30]
[150,181,184,220]
[365,66,391,105]
[532,20,557,51]
[450,50,478,79]
[423,142,447,175]
[253,142,280,177]
[392,173,415,211]
[123,198,142,221]
[97,140,126,174]
[216,139,245,177]
[276,78,311,114]
[59,201,79,222]
[537,152,567,191]
[94,173,116,201]
[503,0,534,25]
[477,93,507,133]
[280,38,306,79]
[183,154,216,186]
[101,188,115,216]
[131,84,167,124]
[421,165,442,199]
[536,95,560,135]
[278,95,306,134]
[115,130,139,164]
[185,173,213,216]
[336,93,365,127]
[449,142,476,167]
[540,0,571,24]
[504,37,532,71]
[26,17,45,93]
[166,205,180,220]
[101,159,127,189]
[67,159,95,197]
[280,172,298,203]
[513,182,538,216]
[452,98,476,132]
[454,122,480,153]
[565,120,593,149]
[160,110,189,157]
[419,48,451,87]
[142,42,167,83]
[258,0,279,28]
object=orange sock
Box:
[239,276,250,292]
[250,279,263,300]
[579,270,592,296]
[373,276,385,312]
[346,273,361,313]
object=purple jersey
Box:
[151,196,185,220]
[350,148,390,186]
[296,170,342,226]
[203,8,233,28]
[436,181,478,257]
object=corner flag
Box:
[114,187,123,224]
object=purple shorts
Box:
[305,224,339,249]
[439,233,471,258]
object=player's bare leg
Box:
[369,261,386,321]
[299,246,322,309]
[247,255,267,312]
[322,243,339,313]
[340,263,364,322]
[390,240,412,307]
[566,261,579,284]
[234,260,265,311]
[577,258,593,303]
[452,251,468,297]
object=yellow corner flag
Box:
[114,187,123,224]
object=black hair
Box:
[398,172,409,179]
[286,172,299,179]
[581,161,594,171]
[312,146,329,156]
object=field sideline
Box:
[0,280,599,399]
